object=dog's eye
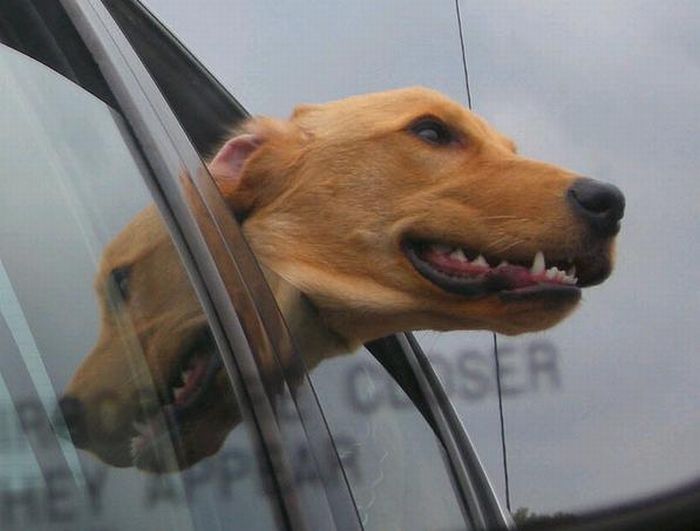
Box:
[110,266,131,301]
[409,118,454,146]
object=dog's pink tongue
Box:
[487,264,539,289]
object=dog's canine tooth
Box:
[449,249,468,262]
[473,255,489,268]
[531,251,546,274]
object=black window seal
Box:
[0,0,117,107]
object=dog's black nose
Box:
[54,396,89,448]
[567,177,625,237]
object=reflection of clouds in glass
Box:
[0,47,154,390]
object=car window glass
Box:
[0,44,282,531]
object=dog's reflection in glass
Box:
[58,206,238,472]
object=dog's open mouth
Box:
[404,240,610,302]
[129,328,222,470]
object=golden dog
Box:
[60,87,624,472]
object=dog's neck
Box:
[261,265,358,369]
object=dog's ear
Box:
[209,117,310,217]
[208,134,262,199]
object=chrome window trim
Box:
[400,333,514,529]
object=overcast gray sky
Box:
[136,0,700,516]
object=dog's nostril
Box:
[567,177,625,237]
[54,396,89,448]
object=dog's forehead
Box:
[100,207,167,271]
[293,87,501,140]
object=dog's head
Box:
[211,87,624,339]
[60,207,237,471]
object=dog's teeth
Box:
[449,249,468,262]
[497,260,509,268]
[556,270,567,282]
[473,255,489,268]
[567,265,576,277]
[530,251,546,274]
[545,267,558,280]
[181,369,192,383]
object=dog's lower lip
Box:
[498,283,580,302]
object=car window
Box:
[0,44,282,530]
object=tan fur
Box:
[215,87,601,338]
[63,87,619,471]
